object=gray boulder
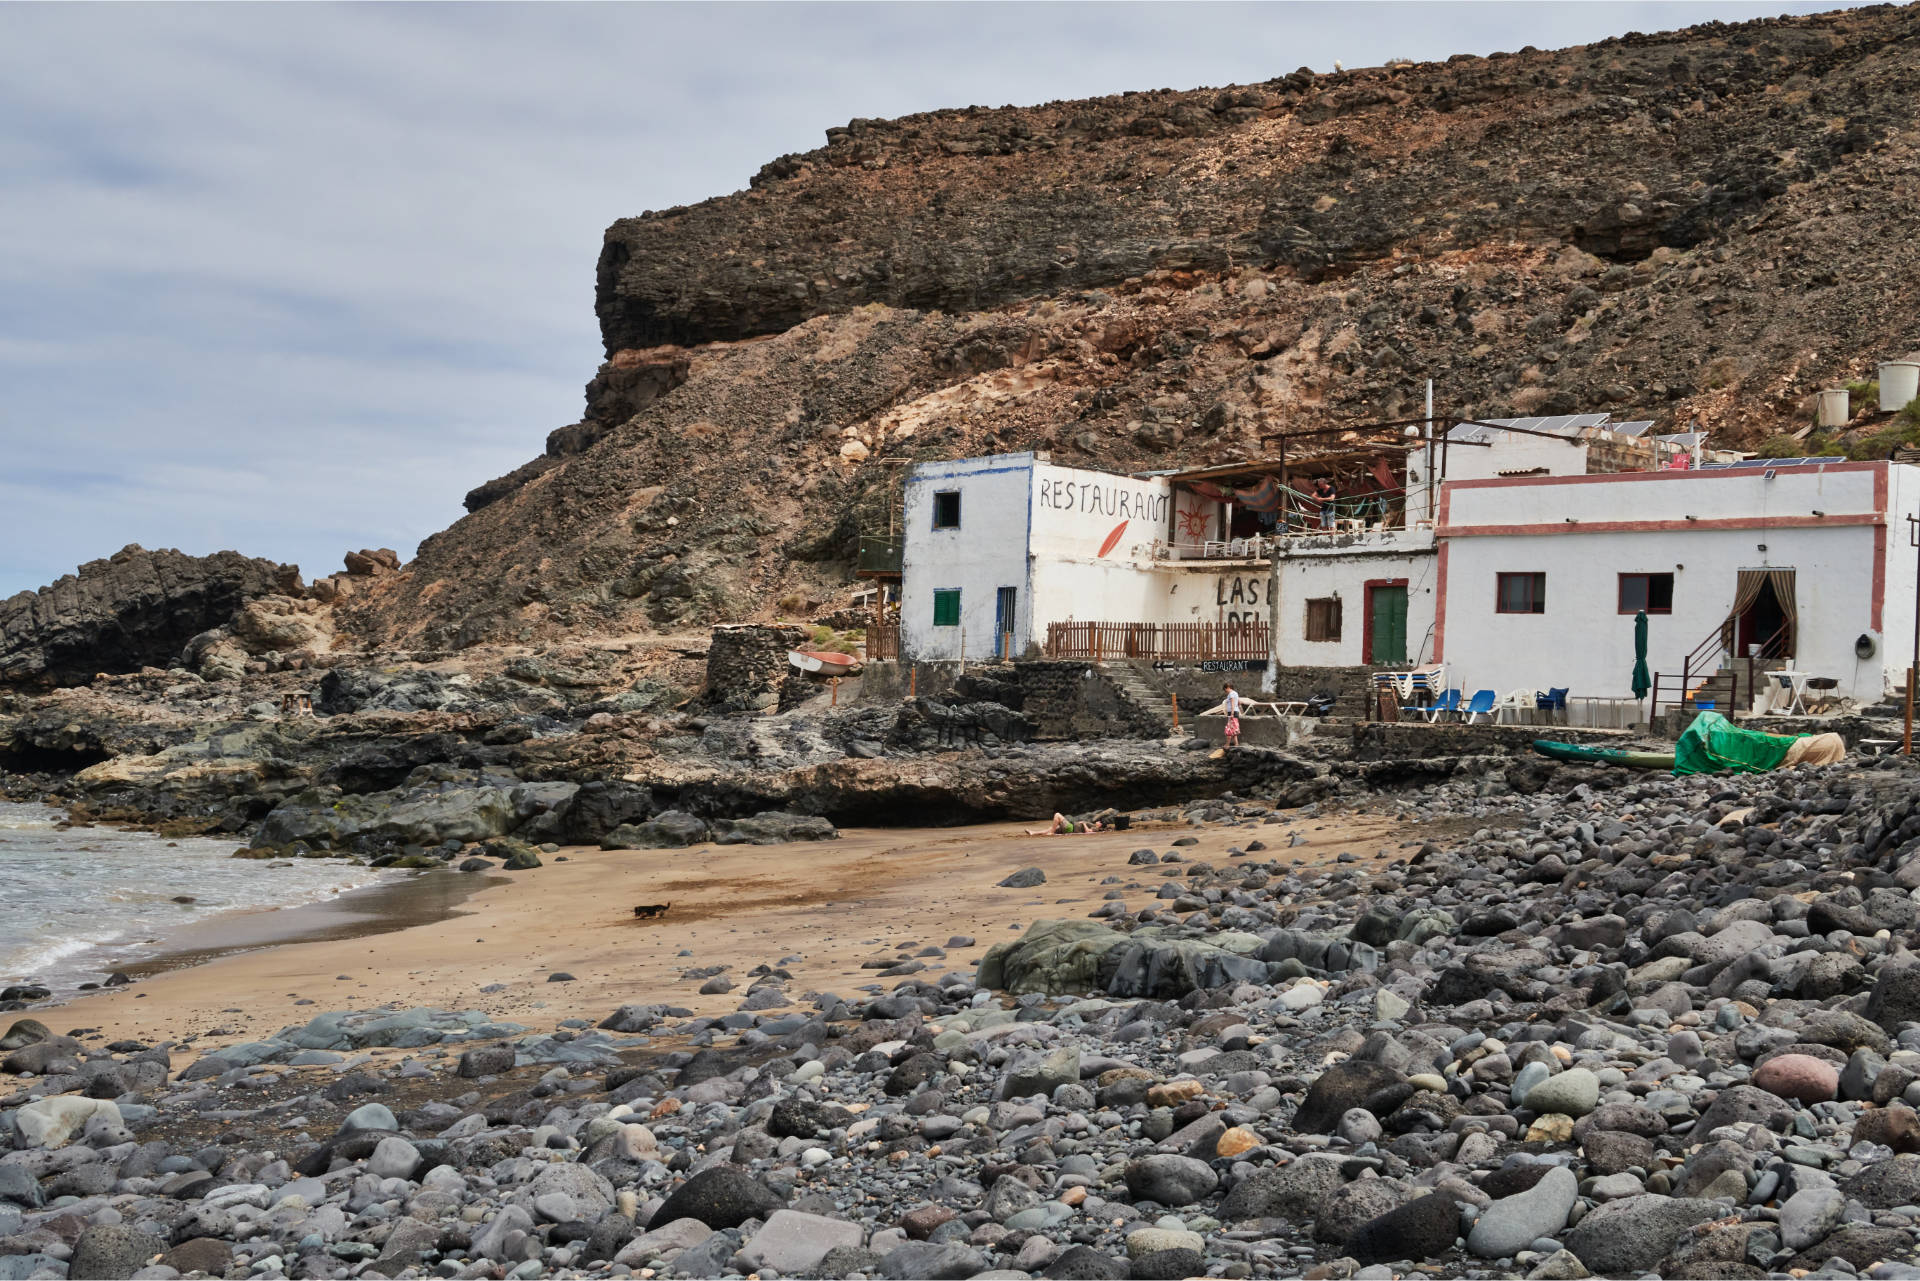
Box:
[1222,1154,1349,1220]
[1467,1166,1577,1259]
[67,1225,167,1280]
[711,811,838,844]
[1563,1194,1724,1274]
[650,1164,784,1230]
[1123,1155,1218,1206]
[602,811,711,849]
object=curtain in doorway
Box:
[1720,569,1768,652]
[1719,568,1797,656]
[1765,568,1798,656]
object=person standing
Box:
[1223,682,1242,748]
[1313,477,1339,530]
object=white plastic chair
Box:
[1494,689,1534,724]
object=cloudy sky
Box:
[0,1,1850,598]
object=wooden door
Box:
[1368,584,1408,665]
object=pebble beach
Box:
[10,758,1920,1280]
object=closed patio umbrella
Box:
[1632,609,1652,704]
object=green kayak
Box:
[1532,739,1677,770]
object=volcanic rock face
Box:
[344,6,1920,652]
[0,545,296,689]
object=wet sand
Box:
[114,869,505,981]
[44,813,1407,1058]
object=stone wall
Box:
[855,660,961,704]
[1013,661,1145,740]
[1190,714,1315,748]
[856,659,1149,741]
[703,624,810,713]
[1346,721,1631,760]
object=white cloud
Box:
[0,1,1854,595]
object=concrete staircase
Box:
[1686,659,1787,715]
[1098,663,1179,735]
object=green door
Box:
[1369,585,1407,664]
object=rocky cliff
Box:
[250,9,1920,648]
[0,546,297,690]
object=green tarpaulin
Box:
[1673,710,1799,776]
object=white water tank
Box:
[1816,388,1849,427]
[1881,361,1920,413]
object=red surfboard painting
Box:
[1097,520,1129,557]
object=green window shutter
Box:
[933,589,961,627]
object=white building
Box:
[1436,460,1920,705]
[1271,529,1439,668]
[893,429,1909,716]
[898,453,1272,662]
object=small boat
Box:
[788,649,862,677]
[1531,739,1676,771]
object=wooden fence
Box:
[865,621,900,661]
[1043,620,1270,662]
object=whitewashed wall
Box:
[1025,463,1269,640]
[1271,531,1439,667]
[1884,464,1920,691]
[1438,463,1903,702]
[900,454,1035,661]
[1442,434,1590,484]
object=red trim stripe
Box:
[1446,460,1882,491]
[1440,513,1879,538]
[1874,466,1890,632]
[1432,487,1450,662]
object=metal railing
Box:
[1043,620,1270,662]
[1657,620,1790,719]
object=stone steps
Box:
[1100,665,1178,734]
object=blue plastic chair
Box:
[1415,689,1462,722]
[1463,689,1497,724]
[1536,687,1569,724]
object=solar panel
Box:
[1698,458,1839,470]
[1608,421,1655,438]
[1475,413,1612,436]
[1654,432,1705,446]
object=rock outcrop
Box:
[0,545,296,689]
[339,6,1920,651]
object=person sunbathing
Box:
[1025,812,1108,836]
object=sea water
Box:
[0,802,389,993]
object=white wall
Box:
[1168,484,1222,557]
[1272,533,1439,667]
[1443,434,1589,484]
[1438,463,1903,703]
[1884,464,1920,692]
[1029,464,1171,565]
[900,453,1035,661]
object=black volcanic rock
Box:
[0,544,295,689]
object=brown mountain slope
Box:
[343,4,1920,651]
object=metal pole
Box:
[1908,515,1920,753]
[1171,693,1180,733]
[1424,379,1435,525]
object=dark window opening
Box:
[1496,572,1546,614]
[932,589,960,627]
[1305,598,1342,642]
[1619,572,1675,614]
[932,491,961,529]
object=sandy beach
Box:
[43,811,1407,1057]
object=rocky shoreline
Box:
[7,750,1920,1279]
